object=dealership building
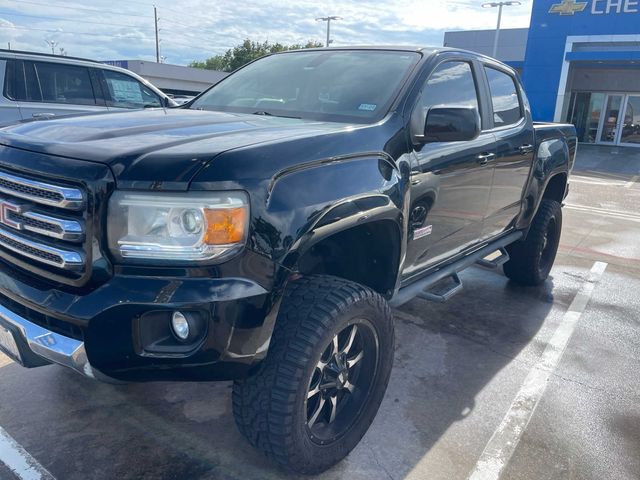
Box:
[102,60,227,96]
[445,0,640,147]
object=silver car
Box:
[0,50,175,126]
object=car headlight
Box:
[107,191,249,263]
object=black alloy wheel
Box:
[305,320,379,445]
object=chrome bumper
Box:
[0,302,100,379]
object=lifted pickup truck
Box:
[0,47,576,473]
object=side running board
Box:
[476,247,510,269]
[418,272,463,303]
[390,231,522,308]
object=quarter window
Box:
[101,70,161,109]
[414,61,481,131]
[484,67,522,127]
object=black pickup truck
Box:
[0,47,576,473]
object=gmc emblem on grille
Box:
[0,199,22,230]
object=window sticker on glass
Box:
[358,103,377,111]
[108,79,143,104]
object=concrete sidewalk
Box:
[574,144,640,177]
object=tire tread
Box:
[232,275,393,473]
[504,199,562,286]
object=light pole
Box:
[154,6,160,63]
[45,39,58,55]
[482,1,521,59]
[316,16,342,47]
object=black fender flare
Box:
[244,152,409,364]
[517,136,570,233]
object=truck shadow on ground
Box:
[0,266,584,480]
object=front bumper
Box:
[0,302,110,380]
[0,252,282,382]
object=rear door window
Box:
[27,61,97,105]
[484,67,523,128]
[101,70,162,109]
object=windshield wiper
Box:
[252,111,302,119]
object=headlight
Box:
[107,191,249,263]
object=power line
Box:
[159,17,194,30]
[1,0,152,18]
[160,37,231,53]
[0,24,152,39]
[3,26,224,59]
[161,27,223,44]
[0,10,151,30]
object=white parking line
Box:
[0,426,55,480]
[565,203,640,223]
[570,176,627,187]
[0,353,12,368]
[467,261,608,480]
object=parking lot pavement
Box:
[1,146,639,480]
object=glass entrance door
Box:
[597,94,624,144]
[567,92,640,147]
[619,95,640,146]
[567,92,605,143]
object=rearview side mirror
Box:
[421,107,481,144]
[162,96,173,108]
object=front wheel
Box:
[504,199,563,286]
[232,275,394,474]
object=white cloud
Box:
[0,0,533,65]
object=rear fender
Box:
[516,137,570,232]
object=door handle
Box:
[32,113,56,119]
[477,153,496,166]
[518,144,534,155]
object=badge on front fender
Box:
[413,225,433,240]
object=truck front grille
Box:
[0,169,87,278]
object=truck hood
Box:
[0,109,349,189]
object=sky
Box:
[0,0,533,66]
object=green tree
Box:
[189,39,323,72]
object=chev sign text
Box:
[591,0,639,13]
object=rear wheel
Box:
[232,275,394,474]
[504,199,562,286]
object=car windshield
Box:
[190,50,421,123]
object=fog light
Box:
[171,311,190,340]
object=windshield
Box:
[190,50,421,123]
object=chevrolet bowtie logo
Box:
[549,0,588,15]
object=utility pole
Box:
[316,16,342,47]
[154,6,160,63]
[482,2,521,59]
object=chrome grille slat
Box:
[0,171,84,210]
[6,208,84,242]
[0,226,83,269]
